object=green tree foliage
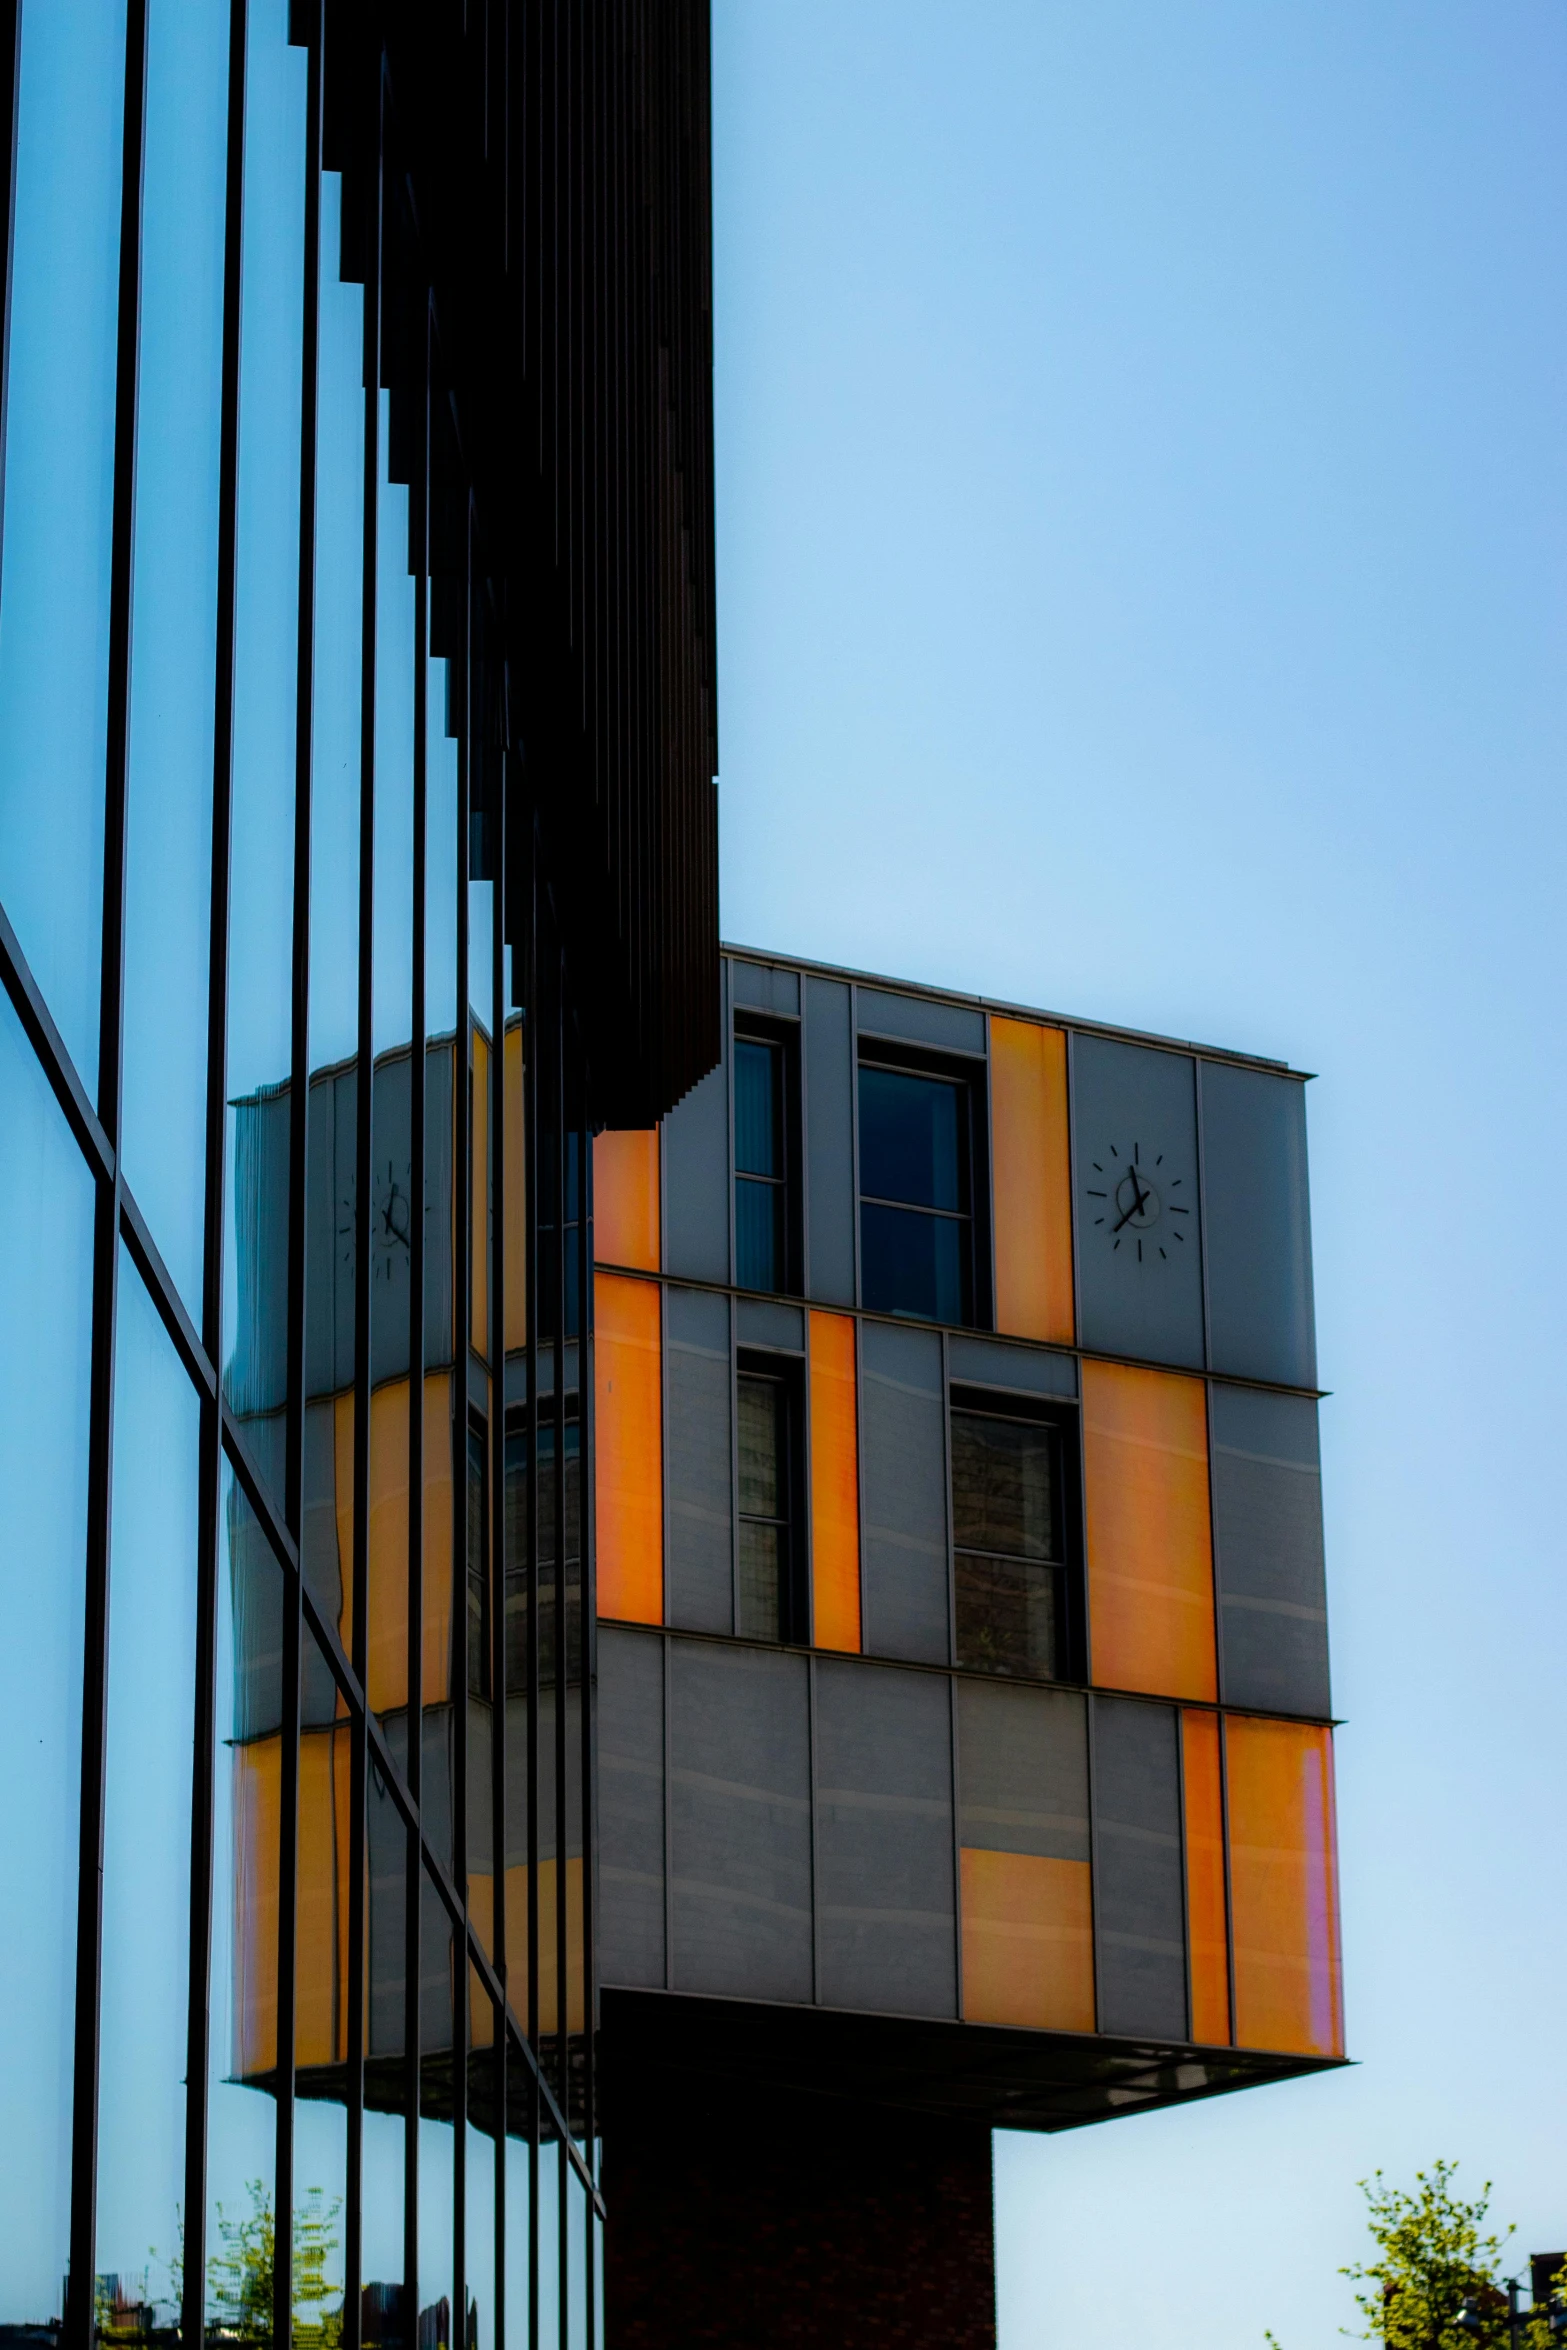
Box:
[1341,2163,1510,2350]
[206,2179,343,2348]
[1267,2163,1567,2350]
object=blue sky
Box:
[710,6,1567,2343]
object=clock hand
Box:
[1111,1168,1152,1233]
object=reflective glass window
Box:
[0,998,92,2327]
[952,1406,1065,1681]
[734,1036,785,1292]
[0,0,126,1090]
[858,1063,972,1323]
[95,1256,201,2340]
[120,0,228,1310]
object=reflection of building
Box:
[593,949,1341,2342]
[228,1022,589,2122]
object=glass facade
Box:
[0,0,718,2341]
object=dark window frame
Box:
[856,1037,992,1329]
[948,1381,1084,1685]
[732,1007,802,1297]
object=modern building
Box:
[591,947,1342,2344]
[0,4,1341,2349]
[0,0,716,2346]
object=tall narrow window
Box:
[503,1402,582,1691]
[951,1398,1070,1680]
[737,1367,802,1642]
[734,1034,786,1292]
[859,1060,976,1323]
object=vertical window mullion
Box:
[69,0,147,2334]
[182,0,250,2335]
[275,16,325,2344]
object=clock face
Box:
[1082,1140,1193,1266]
[337,1158,416,1283]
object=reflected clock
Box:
[337,1157,415,1284]
[1081,1140,1192,1266]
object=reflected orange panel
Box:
[809,1309,861,1652]
[1082,1360,1216,1702]
[365,1381,409,1716]
[471,1028,490,1359]
[990,1016,1074,1346]
[504,1857,586,2036]
[421,1371,454,1705]
[233,1737,280,2078]
[504,1021,526,1354]
[594,1128,660,1272]
[296,1723,350,2067]
[1182,1709,1230,2044]
[595,1272,663,1623]
[1226,1715,1343,2057]
[960,1848,1094,2032]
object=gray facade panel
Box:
[1091,1696,1187,2040]
[736,1295,805,1353]
[856,986,986,1059]
[956,1680,1089,1861]
[815,1659,956,2018]
[731,957,801,1019]
[947,1334,1078,1399]
[663,963,731,1284]
[665,1284,734,1634]
[805,974,856,1306]
[860,1321,949,1665]
[1212,1383,1330,1718]
[598,1628,666,1989]
[1201,1060,1317,1389]
[669,1640,813,2002]
[1072,1033,1205,1370]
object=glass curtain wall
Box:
[0,3,601,2346]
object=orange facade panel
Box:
[990,1016,1074,1346]
[1226,1715,1343,2058]
[1083,1359,1216,1702]
[1181,1709,1231,2045]
[809,1309,861,1652]
[594,1128,660,1273]
[595,1272,664,1624]
[233,1737,281,2079]
[960,1848,1095,2033]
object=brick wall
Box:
[602,2083,996,2348]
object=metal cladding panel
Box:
[1072,1035,1205,1370]
[1092,1696,1187,2040]
[665,1284,734,1634]
[736,1296,805,1353]
[804,975,856,1307]
[856,987,986,1058]
[814,1659,956,2018]
[1212,1385,1330,1718]
[947,1334,1077,1399]
[669,1640,812,2002]
[663,962,730,1283]
[731,958,800,1019]
[956,1680,1089,1861]
[598,1629,667,1989]
[1200,1061,1316,1389]
[860,1321,949,1665]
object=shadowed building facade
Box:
[592,948,1342,2344]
